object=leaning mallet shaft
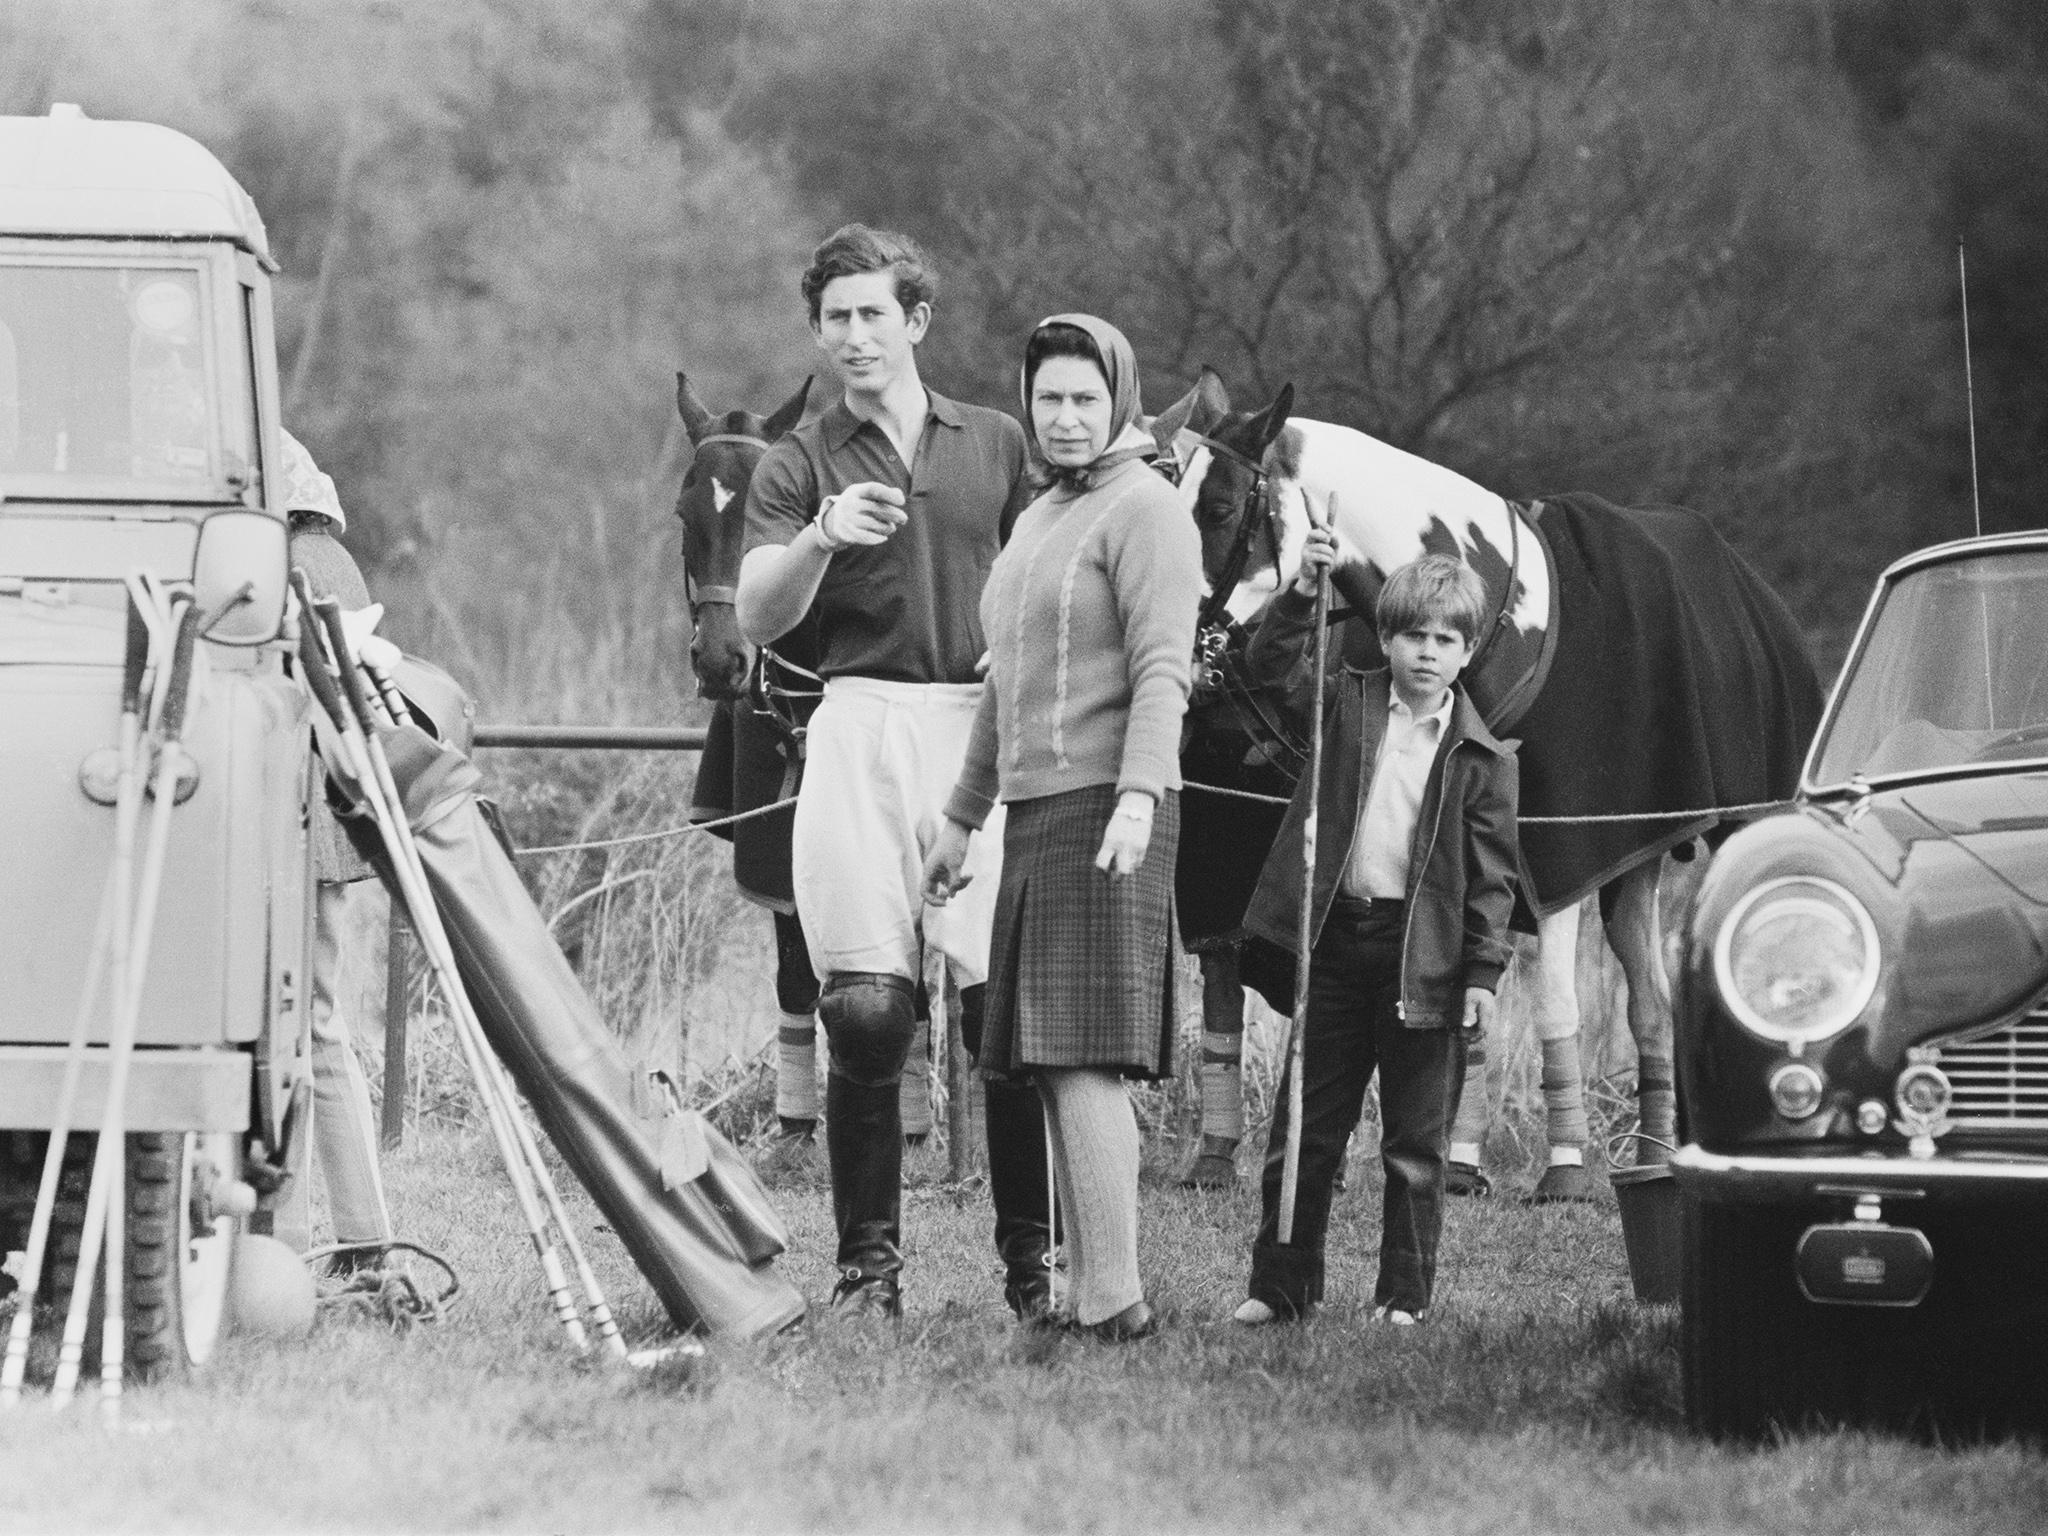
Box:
[329,604,626,1358]
[53,602,200,1409]
[294,583,592,1352]
[0,588,156,1406]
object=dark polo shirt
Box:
[743,389,1031,684]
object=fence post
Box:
[381,900,409,1151]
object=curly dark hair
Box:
[800,224,938,324]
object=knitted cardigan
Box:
[945,455,1202,826]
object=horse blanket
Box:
[689,698,803,911]
[1509,491,1823,915]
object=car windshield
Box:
[1810,548,2048,786]
[0,259,254,502]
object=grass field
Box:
[2,1119,2043,1536]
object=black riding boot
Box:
[985,1078,1056,1317]
[818,971,915,1316]
[825,1072,904,1308]
[958,984,1055,1318]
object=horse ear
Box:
[1147,383,1198,450]
[675,371,715,441]
[1243,382,1295,454]
[763,376,811,441]
[1193,366,1232,431]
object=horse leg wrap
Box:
[1199,1032,1246,1145]
[899,1018,934,1143]
[774,1012,821,1131]
[772,912,823,1134]
[1196,950,1246,1147]
[1447,1041,1489,1167]
[1637,1058,1677,1147]
[1540,1035,1588,1164]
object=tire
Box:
[122,1130,238,1382]
[1679,1196,1864,1438]
[14,1131,237,1384]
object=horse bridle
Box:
[1191,433,1281,637]
[679,430,768,618]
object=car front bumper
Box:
[1673,1143,2048,1208]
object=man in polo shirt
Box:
[737,224,1047,1321]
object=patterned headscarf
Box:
[1022,313,1155,488]
[279,429,346,531]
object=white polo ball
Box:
[227,1234,316,1338]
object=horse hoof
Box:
[1528,1163,1599,1204]
[1444,1161,1493,1197]
[1178,1152,1239,1189]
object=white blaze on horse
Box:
[1155,369,1822,1198]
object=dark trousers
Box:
[1249,897,1467,1317]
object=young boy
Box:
[1232,540,1519,1325]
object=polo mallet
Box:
[354,634,413,727]
[348,630,628,1361]
[0,587,157,1407]
[52,600,201,1412]
[1277,509,1334,1246]
[292,580,611,1357]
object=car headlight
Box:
[1713,875,1880,1044]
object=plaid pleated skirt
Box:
[979,784,1180,1080]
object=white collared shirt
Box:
[1343,690,1454,900]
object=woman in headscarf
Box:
[922,315,1202,1340]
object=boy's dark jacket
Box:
[1241,589,1520,1028]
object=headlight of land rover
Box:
[1713,876,1880,1044]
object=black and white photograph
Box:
[0,1,2044,1530]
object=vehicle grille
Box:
[1934,1014,2048,1130]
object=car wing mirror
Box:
[192,508,287,645]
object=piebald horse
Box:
[1155,369,1821,1197]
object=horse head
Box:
[671,371,810,701]
[1157,371,1296,623]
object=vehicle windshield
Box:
[1810,548,2048,786]
[0,259,254,503]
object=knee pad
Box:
[818,971,916,1087]
[772,912,821,1015]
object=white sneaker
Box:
[1232,1298,1277,1326]
[1372,1305,1420,1326]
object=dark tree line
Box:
[636,0,2048,640]
[4,0,2043,703]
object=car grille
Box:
[1934,1013,2048,1130]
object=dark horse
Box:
[665,372,825,1142]
[665,372,935,1148]
[1155,370,1825,1197]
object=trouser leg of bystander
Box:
[958,984,1054,1316]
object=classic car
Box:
[1673,529,2048,1439]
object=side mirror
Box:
[192,509,287,646]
